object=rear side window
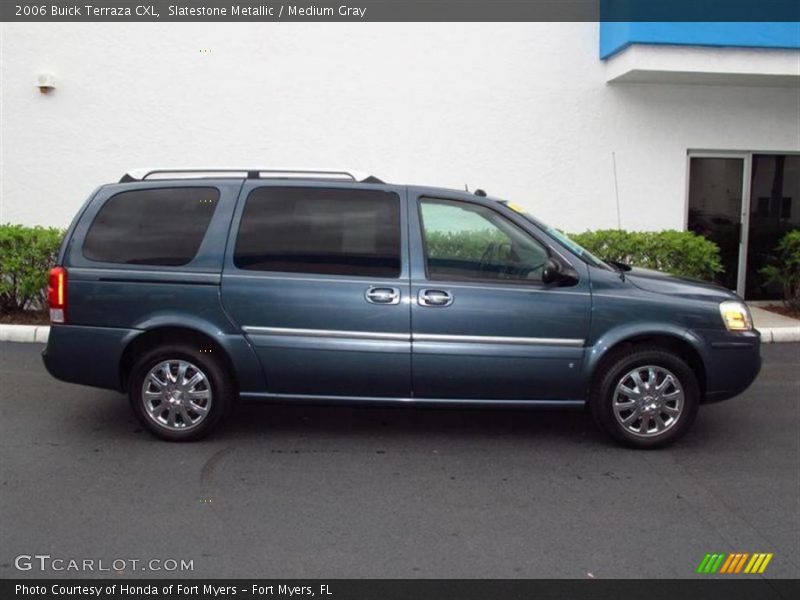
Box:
[234,187,401,278]
[83,187,219,266]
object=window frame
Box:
[81,185,221,268]
[231,184,405,280]
[417,196,553,286]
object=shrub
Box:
[567,229,723,281]
[426,229,506,260]
[0,224,65,313]
[760,230,800,312]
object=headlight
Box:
[719,300,753,331]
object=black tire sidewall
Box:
[591,348,700,449]
[128,344,232,442]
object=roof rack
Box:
[120,167,384,184]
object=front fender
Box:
[581,323,705,395]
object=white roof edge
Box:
[124,166,375,182]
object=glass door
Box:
[746,154,800,299]
[687,153,750,296]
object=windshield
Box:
[501,201,612,271]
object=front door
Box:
[408,192,591,401]
[221,182,411,398]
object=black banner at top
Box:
[2,0,800,22]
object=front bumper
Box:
[697,329,761,403]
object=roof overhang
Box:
[605,44,800,87]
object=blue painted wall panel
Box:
[600,22,800,59]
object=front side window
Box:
[83,187,219,266]
[234,187,401,278]
[420,198,549,282]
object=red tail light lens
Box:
[48,266,67,323]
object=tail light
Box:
[48,266,67,323]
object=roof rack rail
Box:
[120,167,384,184]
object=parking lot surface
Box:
[1,342,798,579]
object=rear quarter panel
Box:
[50,180,264,392]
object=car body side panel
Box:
[42,178,762,411]
[220,181,412,398]
[584,267,761,401]
[43,324,140,390]
[406,187,592,401]
[45,179,266,393]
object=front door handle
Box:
[418,289,453,307]
[365,286,400,305]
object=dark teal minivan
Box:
[43,168,761,448]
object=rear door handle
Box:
[365,286,400,305]
[418,289,453,307]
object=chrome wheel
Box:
[141,360,212,431]
[612,365,684,438]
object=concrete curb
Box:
[1,323,799,344]
[759,327,800,343]
[0,324,51,344]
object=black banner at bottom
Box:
[3,579,799,600]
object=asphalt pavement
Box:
[1,341,798,579]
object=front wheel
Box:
[129,343,234,441]
[590,347,700,449]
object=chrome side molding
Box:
[414,333,584,347]
[242,326,584,347]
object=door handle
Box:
[418,289,453,307]
[365,286,400,305]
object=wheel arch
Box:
[119,325,238,394]
[585,327,707,399]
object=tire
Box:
[128,343,234,442]
[590,347,700,449]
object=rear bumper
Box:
[42,324,139,391]
[698,329,761,403]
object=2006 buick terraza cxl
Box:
[43,168,761,448]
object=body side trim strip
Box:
[243,326,409,341]
[242,326,584,347]
[415,333,584,347]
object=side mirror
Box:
[541,259,561,285]
[542,258,579,287]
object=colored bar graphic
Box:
[697,554,712,573]
[710,554,725,573]
[758,554,773,573]
[719,554,736,573]
[745,554,761,573]
[698,552,773,575]
[735,553,749,573]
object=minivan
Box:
[43,168,761,448]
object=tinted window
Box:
[234,187,401,277]
[420,198,549,282]
[83,187,219,266]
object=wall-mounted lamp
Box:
[37,73,56,94]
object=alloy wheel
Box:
[612,365,684,438]
[141,360,213,431]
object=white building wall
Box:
[1,22,798,231]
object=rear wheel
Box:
[590,347,699,449]
[129,343,233,441]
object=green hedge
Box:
[426,229,506,260]
[0,224,64,313]
[568,229,722,281]
[760,229,800,312]
[428,228,722,281]
[0,223,725,315]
